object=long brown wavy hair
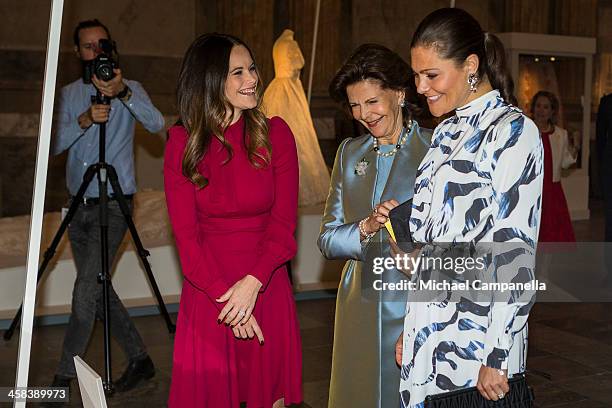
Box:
[176,33,270,188]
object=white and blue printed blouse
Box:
[399,90,544,407]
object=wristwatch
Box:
[117,85,131,101]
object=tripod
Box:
[3,90,175,393]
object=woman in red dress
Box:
[164,33,303,407]
[531,91,576,242]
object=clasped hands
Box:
[216,274,265,344]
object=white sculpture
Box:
[262,29,330,206]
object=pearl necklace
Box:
[372,120,413,157]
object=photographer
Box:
[49,19,164,394]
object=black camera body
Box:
[82,38,118,84]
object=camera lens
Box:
[94,55,115,81]
[97,64,114,81]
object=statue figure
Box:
[262,29,330,206]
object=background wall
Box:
[0,0,195,216]
[0,0,609,217]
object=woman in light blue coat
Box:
[318,44,431,408]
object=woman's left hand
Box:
[231,315,265,344]
[216,275,263,326]
[476,365,509,401]
[389,236,404,256]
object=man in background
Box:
[50,19,164,393]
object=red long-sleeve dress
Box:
[164,116,303,407]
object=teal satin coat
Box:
[318,123,431,408]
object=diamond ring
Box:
[498,392,505,399]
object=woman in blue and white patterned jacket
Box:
[394,8,544,407]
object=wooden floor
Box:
[1,200,611,407]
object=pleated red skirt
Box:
[168,231,303,407]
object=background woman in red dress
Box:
[530,91,577,242]
[164,33,303,407]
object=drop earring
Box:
[467,73,479,92]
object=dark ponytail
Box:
[411,8,516,105]
[484,32,516,106]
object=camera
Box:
[82,38,118,84]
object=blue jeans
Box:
[56,199,147,378]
